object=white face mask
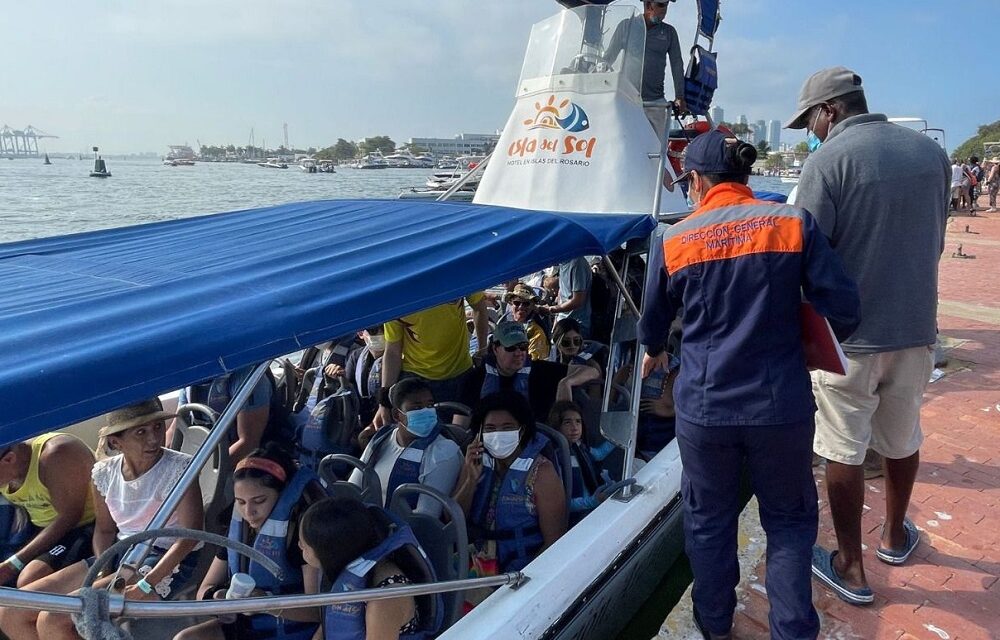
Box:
[482,430,521,459]
[364,334,386,352]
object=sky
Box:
[4,0,998,155]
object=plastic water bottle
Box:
[219,572,256,624]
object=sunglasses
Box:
[502,342,530,353]
[510,299,533,307]
[560,337,583,348]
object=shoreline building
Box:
[710,106,724,125]
[767,120,782,153]
[407,132,500,157]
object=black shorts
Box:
[32,523,94,571]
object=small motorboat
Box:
[257,158,288,169]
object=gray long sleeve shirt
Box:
[794,113,951,353]
[606,16,685,102]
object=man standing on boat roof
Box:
[787,66,950,606]
[0,434,97,589]
[638,129,860,639]
[604,0,686,140]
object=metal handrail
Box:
[0,572,524,618]
[145,361,270,532]
[122,572,524,618]
[436,152,492,202]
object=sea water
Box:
[0,157,791,243]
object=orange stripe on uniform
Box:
[664,215,803,274]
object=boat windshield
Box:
[516,5,643,98]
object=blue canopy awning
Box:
[0,199,655,442]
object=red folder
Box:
[801,302,848,375]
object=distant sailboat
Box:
[89,146,111,178]
[43,153,52,165]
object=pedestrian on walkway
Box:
[787,66,951,605]
[985,157,999,212]
[638,129,860,639]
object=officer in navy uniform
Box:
[638,130,860,640]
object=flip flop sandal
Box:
[811,545,874,605]
[876,518,920,565]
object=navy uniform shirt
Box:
[637,183,860,427]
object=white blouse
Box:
[92,448,192,547]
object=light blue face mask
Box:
[404,407,438,438]
[806,131,823,153]
[806,107,825,153]
[650,14,664,24]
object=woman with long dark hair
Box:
[454,392,567,608]
[299,498,441,640]
[174,443,326,640]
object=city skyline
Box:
[4,1,995,154]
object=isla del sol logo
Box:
[507,95,598,165]
[523,95,590,132]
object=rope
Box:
[74,588,132,640]
[72,527,284,640]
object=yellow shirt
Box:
[1,433,96,528]
[384,293,483,381]
[526,319,551,362]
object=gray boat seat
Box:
[535,423,573,510]
[389,483,469,629]
[170,403,218,445]
[318,453,383,506]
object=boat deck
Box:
[660,205,1000,640]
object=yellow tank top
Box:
[1,433,96,528]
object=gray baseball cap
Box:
[784,66,865,129]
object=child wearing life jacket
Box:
[548,401,616,525]
[299,497,442,640]
[175,444,326,640]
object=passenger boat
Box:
[0,2,721,637]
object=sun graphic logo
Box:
[523,96,590,133]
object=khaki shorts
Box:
[812,346,933,465]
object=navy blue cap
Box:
[671,129,740,185]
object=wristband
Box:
[6,555,24,572]
[645,344,666,358]
[377,386,392,409]
[136,578,154,594]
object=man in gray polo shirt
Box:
[605,0,686,140]
[787,67,950,605]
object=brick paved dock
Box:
[661,207,1000,640]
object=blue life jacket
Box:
[227,467,321,640]
[297,383,359,471]
[480,357,531,399]
[362,423,442,509]
[323,511,443,640]
[352,347,383,399]
[469,432,550,572]
[683,45,718,117]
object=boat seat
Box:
[388,483,469,629]
[170,403,219,446]
[279,358,300,415]
[435,401,471,427]
[318,454,383,507]
[171,413,233,536]
[535,423,573,511]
